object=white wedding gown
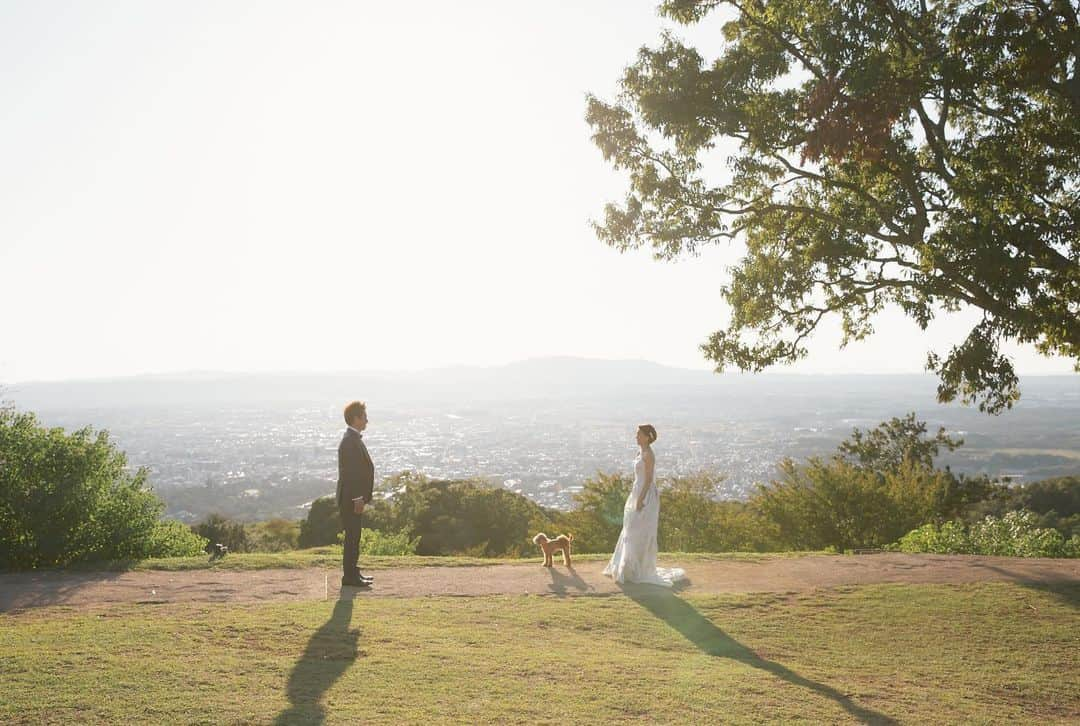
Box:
[603,451,686,586]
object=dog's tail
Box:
[567,534,574,542]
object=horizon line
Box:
[3,355,1077,386]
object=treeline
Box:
[3,406,1079,570]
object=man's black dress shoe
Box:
[354,571,374,583]
[341,576,371,588]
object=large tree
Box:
[587,0,1079,412]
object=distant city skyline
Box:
[10,366,1078,520]
[2,1,1075,384]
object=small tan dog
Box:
[532,532,574,567]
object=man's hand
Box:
[353,500,365,515]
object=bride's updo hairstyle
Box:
[638,424,657,444]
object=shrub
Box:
[370,472,562,557]
[0,409,183,569]
[191,514,250,553]
[361,528,420,556]
[894,520,972,555]
[335,528,420,556]
[896,510,1080,558]
[962,476,1080,539]
[299,496,340,548]
[751,457,956,551]
[147,519,209,558]
[659,472,777,552]
[969,510,1074,558]
[247,517,300,552]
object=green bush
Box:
[748,415,996,552]
[369,472,562,557]
[336,528,420,556]
[659,472,778,552]
[893,520,972,555]
[896,510,1080,558]
[969,510,1077,558]
[299,496,341,548]
[146,519,209,557]
[246,518,300,552]
[961,476,1080,539]
[191,514,250,553]
[0,409,186,569]
[751,457,956,551]
[361,529,420,556]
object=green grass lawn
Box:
[2,581,1076,724]
[60,547,827,573]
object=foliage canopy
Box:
[0,410,205,569]
[588,0,1080,412]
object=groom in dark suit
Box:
[337,400,374,588]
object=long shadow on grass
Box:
[275,590,361,725]
[969,566,1080,610]
[0,570,126,612]
[623,586,898,725]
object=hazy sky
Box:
[1,0,1074,383]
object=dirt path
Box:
[2,554,1077,612]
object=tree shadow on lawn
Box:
[622,584,898,725]
[964,565,1080,610]
[1018,580,1080,610]
[275,590,363,725]
[0,569,127,612]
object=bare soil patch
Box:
[2,553,1077,612]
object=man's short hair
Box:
[343,400,367,426]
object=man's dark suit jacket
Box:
[337,428,374,516]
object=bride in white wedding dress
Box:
[603,424,686,586]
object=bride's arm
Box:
[636,449,656,511]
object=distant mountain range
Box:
[5,356,1077,411]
